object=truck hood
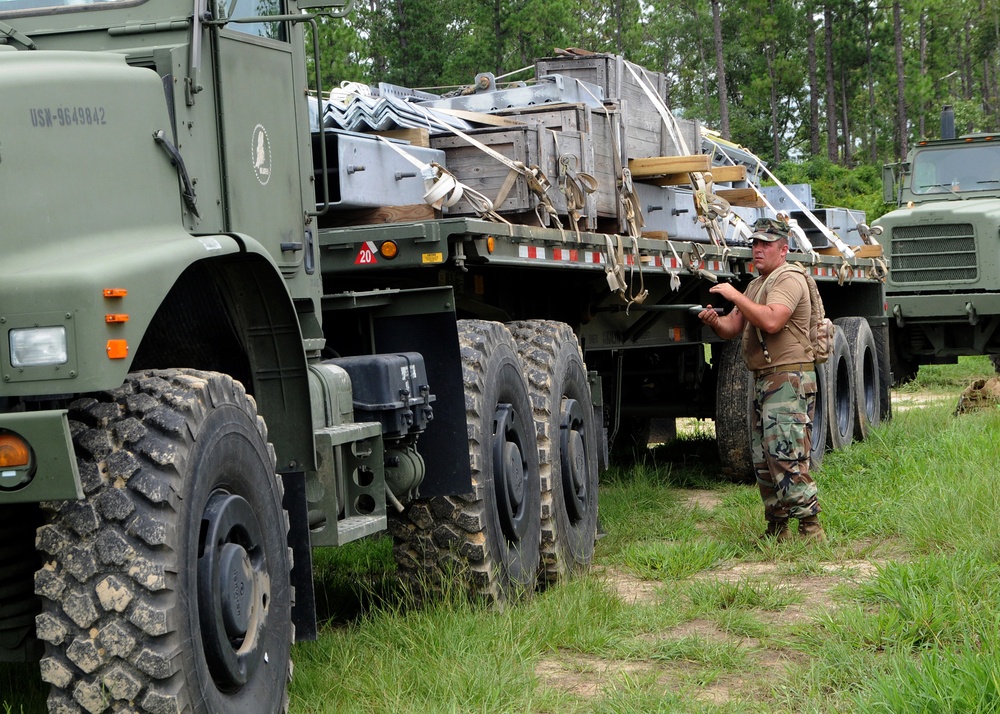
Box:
[874,196,1000,229]
[0,50,184,263]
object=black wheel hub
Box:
[198,491,270,691]
[493,404,529,542]
[559,399,589,523]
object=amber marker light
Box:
[487,236,496,253]
[0,433,30,469]
[103,288,128,298]
[107,340,129,359]
[105,314,129,324]
[379,241,399,259]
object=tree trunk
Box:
[893,0,908,159]
[963,17,974,102]
[766,0,779,162]
[840,67,851,165]
[866,9,877,162]
[493,0,503,75]
[808,18,820,156]
[695,6,711,112]
[825,4,838,162]
[983,0,992,123]
[710,0,730,139]
[918,10,926,139]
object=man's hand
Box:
[709,282,742,303]
[698,305,722,328]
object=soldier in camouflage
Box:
[698,219,825,542]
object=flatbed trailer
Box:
[319,217,891,475]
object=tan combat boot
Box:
[760,519,792,542]
[798,516,826,542]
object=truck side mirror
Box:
[882,164,899,204]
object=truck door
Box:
[217,1,312,276]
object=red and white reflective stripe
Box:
[518,245,546,260]
[551,248,579,262]
[811,266,835,278]
[584,251,605,264]
[651,255,683,270]
[705,260,725,272]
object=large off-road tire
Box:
[824,328,856,450]
[810,360,828,471]
[34,370,292,713]
[714,339,755,484]
[872,321,893,422]
[508,320,599,584]
[835,317,882,440]
[390,320,541,601]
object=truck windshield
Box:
[911,143,1000,194]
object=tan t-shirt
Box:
[740,266,813,371]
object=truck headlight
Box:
[9,326,68,367]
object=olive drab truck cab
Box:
[876,106,1000,383]
[0,1,490,711]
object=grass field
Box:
[5,357,1000,712]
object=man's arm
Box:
[706,281,793,334]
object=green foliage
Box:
[897,355,995,392]
[312,0,1000,169]
[774,156,889,220]
[621,539,736,580]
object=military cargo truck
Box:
[0,0,887,711]
[877,106,1000,383]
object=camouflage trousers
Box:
[751,369,821,522]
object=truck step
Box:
[336,514,388,545]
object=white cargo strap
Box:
[604,233,648,310]
[701,136,822,261]
[576,82,644,237]
[756,162,856,260]
[869,257,889,281]
[619,167,644,237]
[664,238,685,291]
[623,62,729,248]
[411,105,561,228]
[552,130,597,239]
[377,136,510,223]
[690,242,721,283]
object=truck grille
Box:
[891,223,977,283]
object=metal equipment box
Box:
[312,130,445,209]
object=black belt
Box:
[753,362,815,378]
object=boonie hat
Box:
[750,217,791,243]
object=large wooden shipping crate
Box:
[431,124,619,229]
[493,103,624,225]
[535,54,701,160]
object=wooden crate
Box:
[431,125,609,227]
[535,54,700,159]
[495,103,624,226]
